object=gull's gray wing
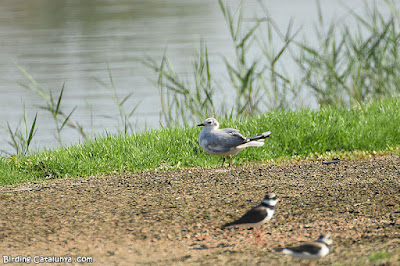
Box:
[220,128,240,134]
[220,128,248,142]
[200,128,248,154]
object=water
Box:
[0,0,388,154]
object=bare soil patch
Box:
[1,156,400,265]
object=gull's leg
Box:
[229,155,232,167]
[221,157,225,167]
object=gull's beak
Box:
[197,123,205,127]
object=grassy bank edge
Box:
[1,97,400,186]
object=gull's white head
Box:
[197,117,219,129]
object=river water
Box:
[0,0,388,154]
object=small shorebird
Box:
[221,192,279,244]
[197,117,271,166]
[276,233,333,259]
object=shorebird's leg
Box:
[254,228,260,244]
[222,228,231,240]
[229,155,232,167]
[254,228,266,245]
[221,157,225,167]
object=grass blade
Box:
[59,106,77,132]
[26,113,38,152]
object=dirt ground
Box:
[1,156,400,265]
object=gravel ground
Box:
[1,156,400,265]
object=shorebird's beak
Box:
[197,123,205,127]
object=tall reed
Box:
[16,64,87,143]
[143,42,218,126]
[96,65,141,135]
[298,0,400,107]
[143,0,303,125]
[1,105,37,156]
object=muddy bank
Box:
[1,156,400,265]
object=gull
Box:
[221,192,279,244]
[276,233,333,259]
[197,117,271,166]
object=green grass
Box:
[368,251,391,262]
[1,97,400,186]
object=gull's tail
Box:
[236,131,271,149]
[248,131,272,141]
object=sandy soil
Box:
[1,156,400,265]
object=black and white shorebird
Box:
[221,192,279,244]
[276,233,333,259]
[197,117,271,166]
